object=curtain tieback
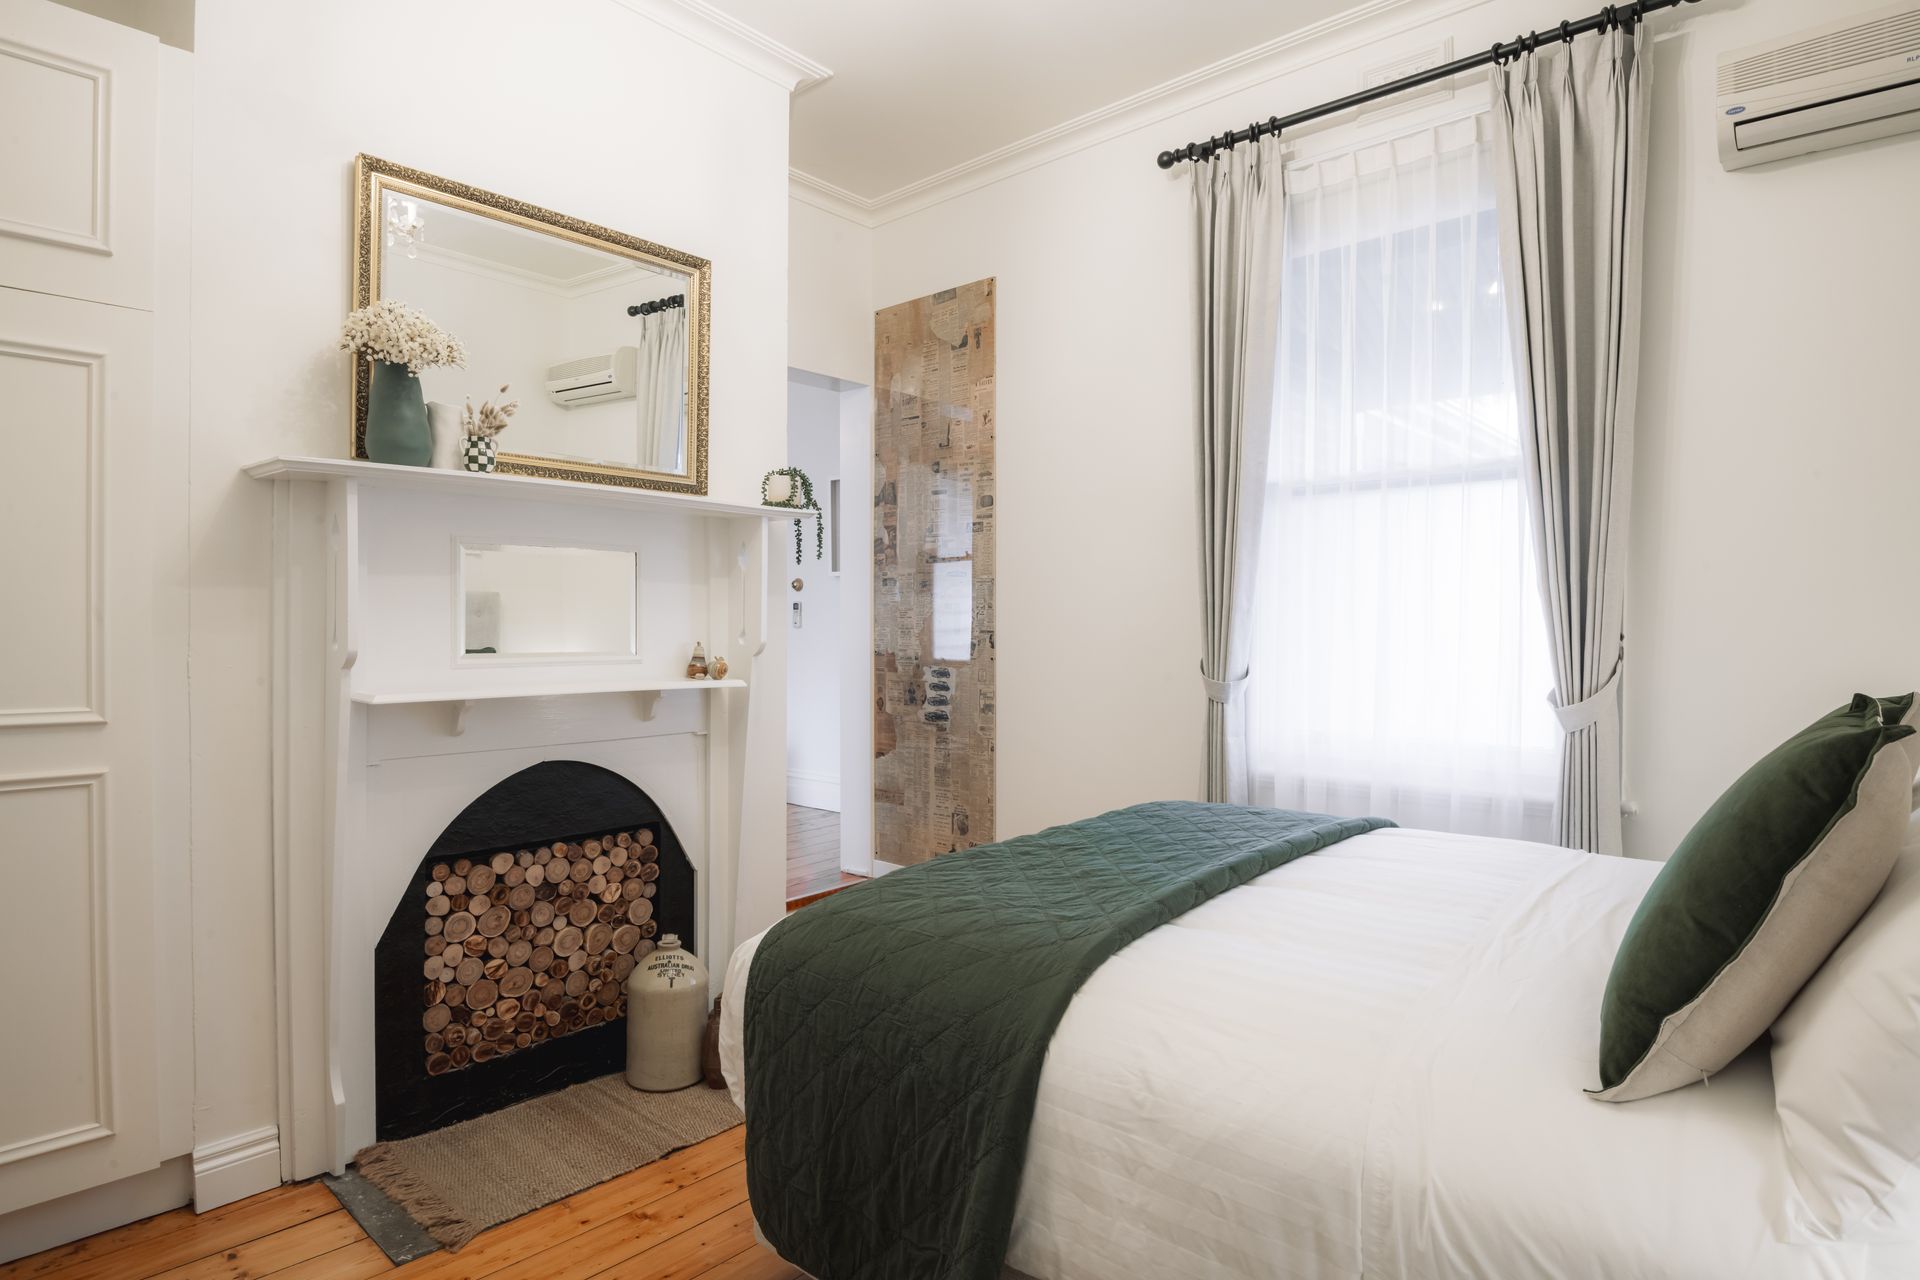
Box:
[1550,660,1623,734]
[1202,667,1249,704]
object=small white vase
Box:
[765,473,793,504]
[427,401,462,470]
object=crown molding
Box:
[603,0,833,94]
[788,169,882,226]
[407,241,668,300]
[788,0,1511,228]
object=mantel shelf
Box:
[350,676,747,735]
[245,455,791,520]
[351,676,746,706]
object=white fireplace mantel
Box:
[251,456,787,1180]
[244,455,788,519]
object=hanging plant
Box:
[761,467,824,565]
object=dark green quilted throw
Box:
[742,800,1392,1280]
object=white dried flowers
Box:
[339,301,468,376]
[463,385,519,438]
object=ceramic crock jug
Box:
[625,934,709,1091]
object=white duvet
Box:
[721,827,1918,1279]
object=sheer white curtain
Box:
[1246,116,1560,842]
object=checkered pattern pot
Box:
[462,435,498,473]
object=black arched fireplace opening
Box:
[373,760,695,1140]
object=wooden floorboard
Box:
[2,1184,343,1280]
[3,1127,798,1280]
[786,804,864,905]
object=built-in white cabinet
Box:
[0,0,172,1221]
[0,0,154,310]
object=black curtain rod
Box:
[627,294,685,317]
[1155,0,1701,169]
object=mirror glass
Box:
[460,543,639,659]
[355,157,708,493]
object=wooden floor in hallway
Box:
[0,1128,797,1280]
[786,804,864,907]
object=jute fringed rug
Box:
[352,1075,743,1250]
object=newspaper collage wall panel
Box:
[872,279,996,865]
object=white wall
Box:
[871,154,1204,841]
[188,0,790,1174]
[785,373,844,810]
[789,197,874,384]
[836,383,875,874]
[1627,0,1920,860]
[866,0,1920,857]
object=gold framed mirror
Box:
[350,155,710,494]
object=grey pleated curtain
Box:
[1193,135,1287,804]
[1491,27,1650,854]
[637,307,688,473]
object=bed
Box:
[721,822,1920,1280]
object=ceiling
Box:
[397,195,675,291]
[701,0,1363,203]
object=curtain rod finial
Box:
[1157,151,1177,169]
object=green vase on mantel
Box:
[364,359,432,466]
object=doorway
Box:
[784,368,873,907]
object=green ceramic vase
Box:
[364,359,431,466]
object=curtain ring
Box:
[1601,5,1618,32]
[1561,20,1574,42]
[1490,40,1505,65]
[1267,115,1282,136]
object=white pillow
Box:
[1771,807,1920,1241]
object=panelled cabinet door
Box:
[0,285,157,1220]
[0,286,158,1215]
[0,0,155,310]
[0,0,160,1215]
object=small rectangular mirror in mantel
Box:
[458,543,639,661]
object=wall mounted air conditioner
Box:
[1718,3,1920,170]
[545,346,638,407]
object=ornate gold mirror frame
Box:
[350,154,711,494]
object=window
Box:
[1246,117,1560,842]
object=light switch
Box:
[792,601,803,629]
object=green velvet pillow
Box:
[1593,693,1916,1102]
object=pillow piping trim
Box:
[1591,720,1913,1097]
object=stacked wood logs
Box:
[420,829,662,1075]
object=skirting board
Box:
[0,1157,192,1265]
[192,1125,282,1212]
[786,771,841,812]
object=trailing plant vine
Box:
[761,467,825,565]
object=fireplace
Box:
[373,760,695,1140]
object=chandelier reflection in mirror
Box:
[385,194,426,259]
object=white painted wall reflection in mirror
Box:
[458,543,640,660]
[383,194,691,476]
